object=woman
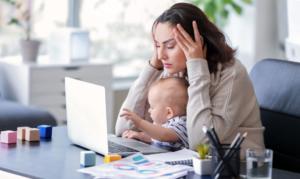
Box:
[115,2,265,160]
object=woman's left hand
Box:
[173,21,207,61]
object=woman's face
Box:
[155,23,187,74]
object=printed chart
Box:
[78,153,192,178]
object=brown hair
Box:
[153,3,236,75]
[148,76,189,114]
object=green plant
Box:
[190,0,252,28]
[195,142,210,159]
[2,0,31,40]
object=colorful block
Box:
[1,131,17,144]
[37,125,52,138]
[80,151,96,167]
[104,154,122,163]
[25,128,40,142]
[17,127,30,140]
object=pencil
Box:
[211,126,222,147]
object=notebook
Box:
[145,148,199,165]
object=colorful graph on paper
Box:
[78,153,192,178]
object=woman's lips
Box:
[163,63,172,68]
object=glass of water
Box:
[246,148,273,179]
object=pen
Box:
[211,125,222,147]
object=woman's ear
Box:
[166,107,174,120]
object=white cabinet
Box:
[0,56,114,133]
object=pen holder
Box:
[211,144,240,179]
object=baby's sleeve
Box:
[168,116,189,148]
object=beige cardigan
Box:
[115,58,265,160]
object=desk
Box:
[1,127,300,179]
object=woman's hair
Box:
[153,3,236,75]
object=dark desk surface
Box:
[1,126,300,179]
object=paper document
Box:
[146,148,199,164]
[78,153,193,178]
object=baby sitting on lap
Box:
[120,76,189,149]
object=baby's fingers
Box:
[120,113,130,117]
[122,108,133,113]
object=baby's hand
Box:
[120,108,143,127]
[122,130,142,140]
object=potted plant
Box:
[3,0,40,62]
[193,142,211,175]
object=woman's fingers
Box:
[193,21,201,45]
[174,30,188,52]
[177,24,194,46]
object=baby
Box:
[120,76,189,149]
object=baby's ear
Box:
[166,107,174,120]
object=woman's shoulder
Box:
[220,58,248,80]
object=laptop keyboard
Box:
[108,140,140,154]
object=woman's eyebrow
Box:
[154,38,175,44]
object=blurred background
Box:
[0,0,292,133]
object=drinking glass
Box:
[246,148,273,179]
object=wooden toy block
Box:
[25,128,40,142]
[1,131,17,144]
[37,125,52,138]
[80,151,96,167]
[104,154,122,163]
[17,127,30,140]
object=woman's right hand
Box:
[150,21,163,70]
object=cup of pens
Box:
[211,144,240,179]
[202,124,247,179]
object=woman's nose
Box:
[148,108,151,113]
[157,48,167,60]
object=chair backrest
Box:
[249,58,300,173]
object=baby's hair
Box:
[148,77,189,114]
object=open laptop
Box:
[65,77,169,155]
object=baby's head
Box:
[147,77,189,125]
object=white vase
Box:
[20,40,41,62]
[193,157,211,175]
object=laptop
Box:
[65,77,169,155]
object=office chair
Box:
[249,58,300,173]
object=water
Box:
[247,157,272,179]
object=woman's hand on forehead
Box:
[173,21,207,61]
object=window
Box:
[80,0,187,78]
[0,0,68,57]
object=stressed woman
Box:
[115,3,265,160]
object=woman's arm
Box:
[120,108,181,142]
[186,58,257,150]
[115,62,163,136]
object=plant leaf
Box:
[231,2,242,15]
[204,1,216,23]
[3,0,16,5]
[7,18,22,27]
[206,152,211,159]
[241,0,252,4]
